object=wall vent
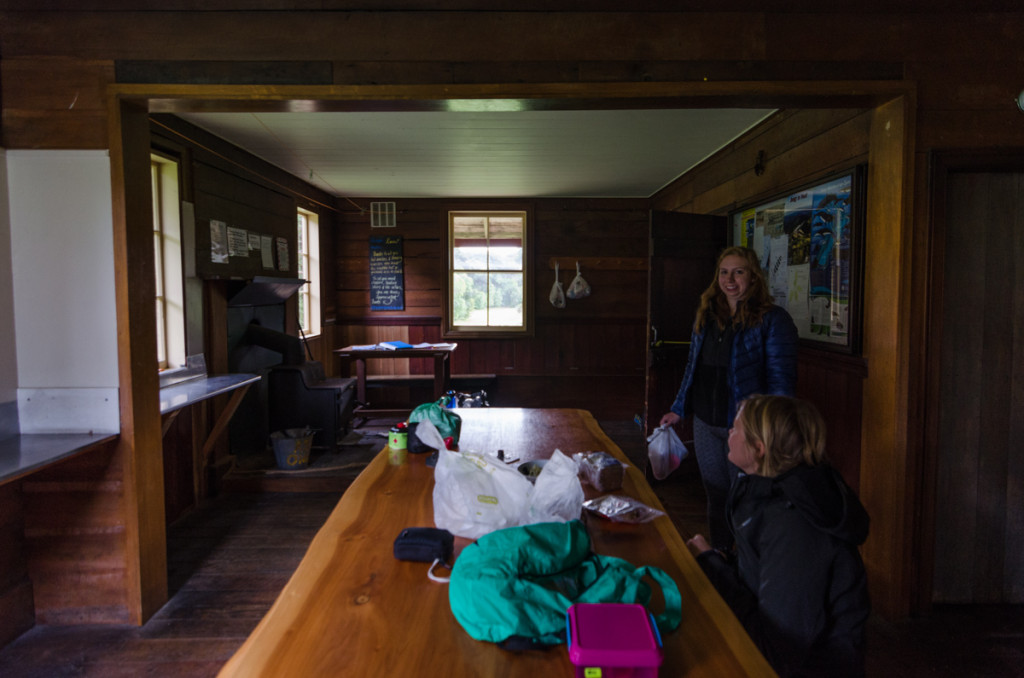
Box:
[370,202,396,228]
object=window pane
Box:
[488,273,523,326]
[454,245,488,270]
[452,272,487,326]
[489,245,522,271]
[453,216,486,239]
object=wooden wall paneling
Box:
[795,352,865,490]
[654,108,872,215]
[933,172,1022,604]
[677,109,866,206]
[764,11,1024,64]
[1009,173,1024,604]
[0,482,33,647]
[932,174,983,603]
[906,59,1024,113]
[0,58,113,149]
[161,406,193,525]
[973,175,1015,602]
[0,11,769,64]
[21,439,129,624]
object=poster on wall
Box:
[227,226,248,257]
[369,235,405,311]
[276,237,290,271]
[730,165,865,354]
[210,219,229,263]
[261,235,274,269]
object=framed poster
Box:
[369,235,405,311]
[730,165,866,354]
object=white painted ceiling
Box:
[178,108,774,199]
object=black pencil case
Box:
[393,527,454,563]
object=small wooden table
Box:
[334,344,456,419]
[217,408,775,678]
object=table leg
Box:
[433,352,451,400]
[355,358,367,404]
[196,384,252,499]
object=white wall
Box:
[7,150,120,433]
[0,150,17,406]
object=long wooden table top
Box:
[218,408,775,677]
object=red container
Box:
[566,603,663,678]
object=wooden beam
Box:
[109,94,168,624]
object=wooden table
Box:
[334,344,456,419]
[217,408,775,678]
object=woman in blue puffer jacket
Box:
[659,246,798,551]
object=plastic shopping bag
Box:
[433,447,585,539]
[549,262,566,309]
[566,261,591,299]
[433,449,534,540]
[646,424,688,480]
[529,449,584,524]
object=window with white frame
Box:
[446,211,530,336]
[151,154,186,371]
[297,208,321,337]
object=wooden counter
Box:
[218,408,775,677]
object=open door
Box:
[644,211,726,438]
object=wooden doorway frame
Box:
[107,80,917,622]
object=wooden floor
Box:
[0,417,1021,677]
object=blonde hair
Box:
[695,246,774,332]
[737,395,827,477]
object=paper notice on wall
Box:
[261,235,274,268]
[228,227,248,257]
[248,232,261,251]
[210,219,229,263]
[787,264,811,330]
[276,237,290,271]
[765,235,789,303]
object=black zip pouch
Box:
[393,527,454,564]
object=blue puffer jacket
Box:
[670,305,798,426]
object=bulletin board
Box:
[730,165,866,354]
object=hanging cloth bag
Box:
[549,261,566,309]
[567,261,592,299]
[448,520,682,648]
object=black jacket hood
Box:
[761,463,870,546]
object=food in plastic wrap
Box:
[575,451,624,492]
[582,495,665,524]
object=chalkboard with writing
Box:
[369,236,405,311]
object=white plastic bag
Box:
[646,424,688,480]
[549,262,566,309]
[433,448,533,540]
[567,261,592,299]
[432,445,584,539]
[529,449,584,523]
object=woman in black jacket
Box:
[687,394,870,678]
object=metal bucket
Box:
[270,427,315,469]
